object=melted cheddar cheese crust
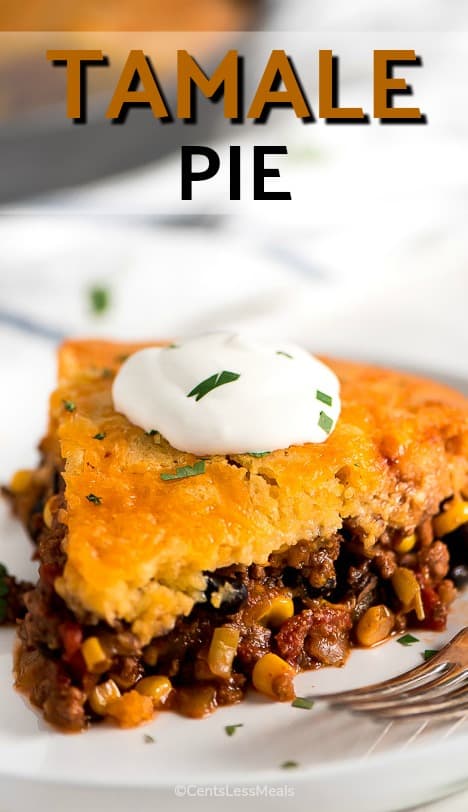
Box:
[50,341,468,644]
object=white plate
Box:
[0,334,467,812]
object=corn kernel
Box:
[136,676,173,706]
[252,653,296,699]
[207,626,240,678]
[394,533,416,554]
[414,589,424,621]
[433,500,468,538]
[391,567,425,621]
[9,469,33,494]
[356,605,394,647]
[57,508,68,525]
[89,679,121,715]
[42,497,55,530]
[81,636,109,673]
[258,594,294,628]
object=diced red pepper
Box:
[58,621,83,660]
[420,586,447,631]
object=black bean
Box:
[351,574,379,622]
[281,567,300,588]
[305,577,337,599]
[449,564,468,589]
[204,575,248,614]
[444,523,468,556]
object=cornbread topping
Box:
[112,332,341,455]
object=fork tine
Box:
[364,684,468,719]
[372,700,468,722]
[310,660,449,704]
[308,628,468,723]
[309,628,468,704]
[346,666,468,712]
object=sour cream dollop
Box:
[112,333,341,455]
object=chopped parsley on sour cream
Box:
[112,332,341,456]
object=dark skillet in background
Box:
[0,0,264,205]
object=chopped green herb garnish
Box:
[276,351,293,359]
[63,400,76,413]
[248,452,270,458]
[291,697,314,710]
[143,734,155,744]
[423,649,438,661]
[316,390,333,407]
[101,368,113,379]
[161,460,206,482]
[89,286,111,315]
[318,411,333,433]
[281,761,299,770]
[187,371,240,402]
[0,564,9,623]
[289,145,322,163]
[86,493,102,505]
[397,634,419,646]
[166,344,178,349]
[116,354,129,364]
[225,724,244,737]
[145,429,159,436]
[93,432,106,441]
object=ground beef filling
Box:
[7,464,465,732]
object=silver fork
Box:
[308,627,468,722]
